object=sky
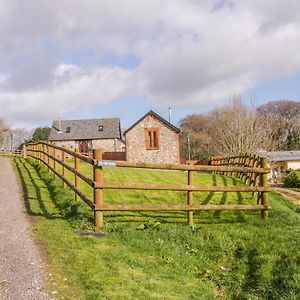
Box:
[0,0,299,129]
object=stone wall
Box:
[52,140,76,150]
[51,139,125,158]
[125,115,180,164]
[92,139,125,152]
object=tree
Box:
[180,114,214,160]
[209,98,271,156]
[11,128,33,149]
[31,127,51,141]
[180,99,300,159]
[0,118,9,148]
[257,100,300,150]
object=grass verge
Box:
[13,157,300,300]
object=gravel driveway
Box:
[0,157,50,300]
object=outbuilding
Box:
[48,118,125,154]
[124,110,181,164]
[267,150,300,183]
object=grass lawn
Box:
[13,157,300,300]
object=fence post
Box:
[53,147,57,173]
[40,143,43,162]
[47,145,50,172]
[240,154,245,178]
[75,148,80,200]
[260,157,268,219]
[34,144,37,161]
[38,143,41,161]
[228,157,232,176]
[241,153,247,182]
[250,155,256,187]
[187,170,193,226]
[254,155,260,186]
[41,143,45,163]
[62,146,66,187]
[93,149,103,231]
[22,144,27,159]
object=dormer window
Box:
[98,125,103,131]
[65,127,71,133]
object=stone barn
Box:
[124,110,181,164]
[48,118,125,154]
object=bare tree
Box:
[179,99,300,159]
[209,98,271,156]
[257,100,300,150]
[10,128,33,149]
[0,118,9,148]
[180,114,214,160]
[0,122,32,150]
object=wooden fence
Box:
[210,153,263,186]
[25,142,270,230]
[0,149,22,156]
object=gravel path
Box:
[0,157,50,300]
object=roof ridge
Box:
[124,110,180,134]
[52,117,120,123]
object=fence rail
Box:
[0,149,22,156]
[210,153,262,186]
[25,142,270,230]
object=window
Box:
[145,128,159,150]
[98,125,103,131]
[65,127,71,133]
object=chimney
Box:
[58,118,62,133]
[168,107,172,123]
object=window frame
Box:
[145,128,160,150]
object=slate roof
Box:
[49,118,122,141]
[123,110,181,135]
[267,151,300,162]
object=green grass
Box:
[13,157,300,299]
[61,159,255,224]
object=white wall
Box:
[287,161,300,170]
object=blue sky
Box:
[249,72,300,106]
[0,0,299,129]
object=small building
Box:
[48,118,125,154]
[267,151,300,183]
[124,110,181,164]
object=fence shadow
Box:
[232,177,245,222]
[201,174,217,205]
[213,175,228,219]
[237,247,262,298]
[14,158,66,220]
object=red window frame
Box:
[145,128,159,150]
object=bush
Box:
[284,170,300,188]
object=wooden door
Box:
[79,141,88,153]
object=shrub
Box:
[284,170,300,188]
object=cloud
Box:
[139,0,300,106]
[0,0,300,126]
[0,64,142,127]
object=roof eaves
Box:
[124,110,181,134]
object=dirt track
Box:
[0,157,50,300]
